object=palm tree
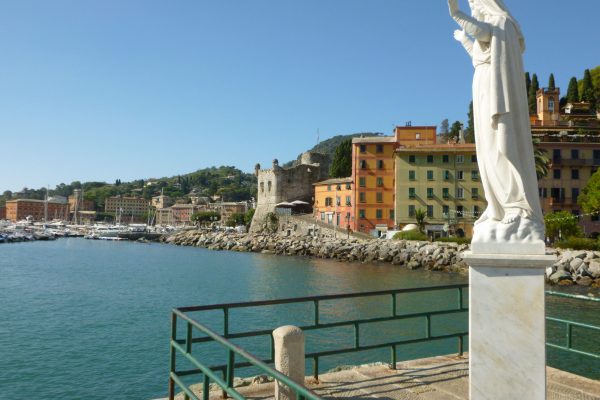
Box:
[532,138,550,179]
[415,208,427,233]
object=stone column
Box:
[462,252,556,400]
[273,325,305,400]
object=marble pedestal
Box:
[462,252,556,400]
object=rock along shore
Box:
[161,230,600,289]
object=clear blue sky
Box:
[1,0,598,192]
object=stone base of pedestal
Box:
[462,252,556,400]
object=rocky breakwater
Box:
[546,249,600,288]
[162,230,470,273]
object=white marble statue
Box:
[448,0,545,254]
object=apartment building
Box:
[105,196,149,223]
[313,178,354,229]
[5,199,70,222]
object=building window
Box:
[457,171,464,180]
[389,209,395,220]
[268,181,272,192]
[415,133,421,140]
[327,185,332,191]
[325,197,333,207]
[572,169,579,180]
[427,205,434,218]
[376,209,383,219]
[427,155,434,163]
[549,97,555,113]
[409,155,416,163]
[409,171,416,180]
[442,188,450,199]
[408,205,416,217]
[337,184,342,190]
[360,160,367,169]
[443,170,450,180]
[376,192,383,203]
[457,205,464,218]
[359,177,366,187]
[376,144,383,153]
[473,205,480,217]
[377,160,384,169]
[346,183,351,190]
[539,187,547,198]
[336,196,341,206]
[553,169,561,179]
[359,209,366,219]
[345,195,351,206]
[572,188,579,203]
[427,170,434,180]
[471,170,479,180]
[571,149,579,160]
[456,188,464,199]
[260,182,264,193]
[472,188,479,199]
[427,188,434,199]
[360,145,366,153]
[471,155,477,163]
[409,188,416,199]
[359,192,366,203]
[376,177,384,187]
[320,212,325,221]
[553,149,561,163]
[456,155,464,163]
[443,205,450,217]
[442,155,449,163]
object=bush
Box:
[435,236,472,245]
[555,237,600,251]
[392,231,428,241]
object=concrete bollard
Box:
[273,325,305,400]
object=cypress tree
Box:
[525,72,531,94]
[465,101,475,143]
[528,73,539,114]
[566,77,579,103]
[329,138,353,178]
[548,73,556,90]
[581,69,597,109]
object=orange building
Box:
[351,125,437,234]
[5,199,70,222]
[0,206,6,220]
[313,178,354,230]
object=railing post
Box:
[273,326,305,400]
[169,312,177,400]
[202,375,210,400]
[313,300,319,325]
[389,345,397,370]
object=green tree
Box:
[191,211,220,226]
[525,72,531,95]
[566,76,579,103]
[439,119,449,136]
[225,212,245,227]
[532,138,550,179]
[548,73,556,90]
[465,101,475,143]
[329,138,352,178]
[544,211,582,243]
[244,208,256,227]
[448,121,463,143]
[415,208,427,232]
[581,69,597,109]
[578,169,600,217]
[528,73,539,114]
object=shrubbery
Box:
[554,237,600,251]
[435,236,471,245]
[392,231,428,241]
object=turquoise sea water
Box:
[1,239,598,399]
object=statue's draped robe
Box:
[471,15,544,223]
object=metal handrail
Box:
[169,284,468,400]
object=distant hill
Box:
[283,132,384,167]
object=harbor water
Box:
[0,239,598,399]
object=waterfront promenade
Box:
[162,354,600,400]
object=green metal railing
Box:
[169,284,468,400]
[545,291,600,361]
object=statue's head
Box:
[468,0,485,21]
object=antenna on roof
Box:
[316,129,320,147]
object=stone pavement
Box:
[165,355,600,400]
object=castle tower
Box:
[536,87,560,123]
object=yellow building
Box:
[313,178,354,229]
[395,144,486,238]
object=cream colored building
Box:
[395,144,486,238]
